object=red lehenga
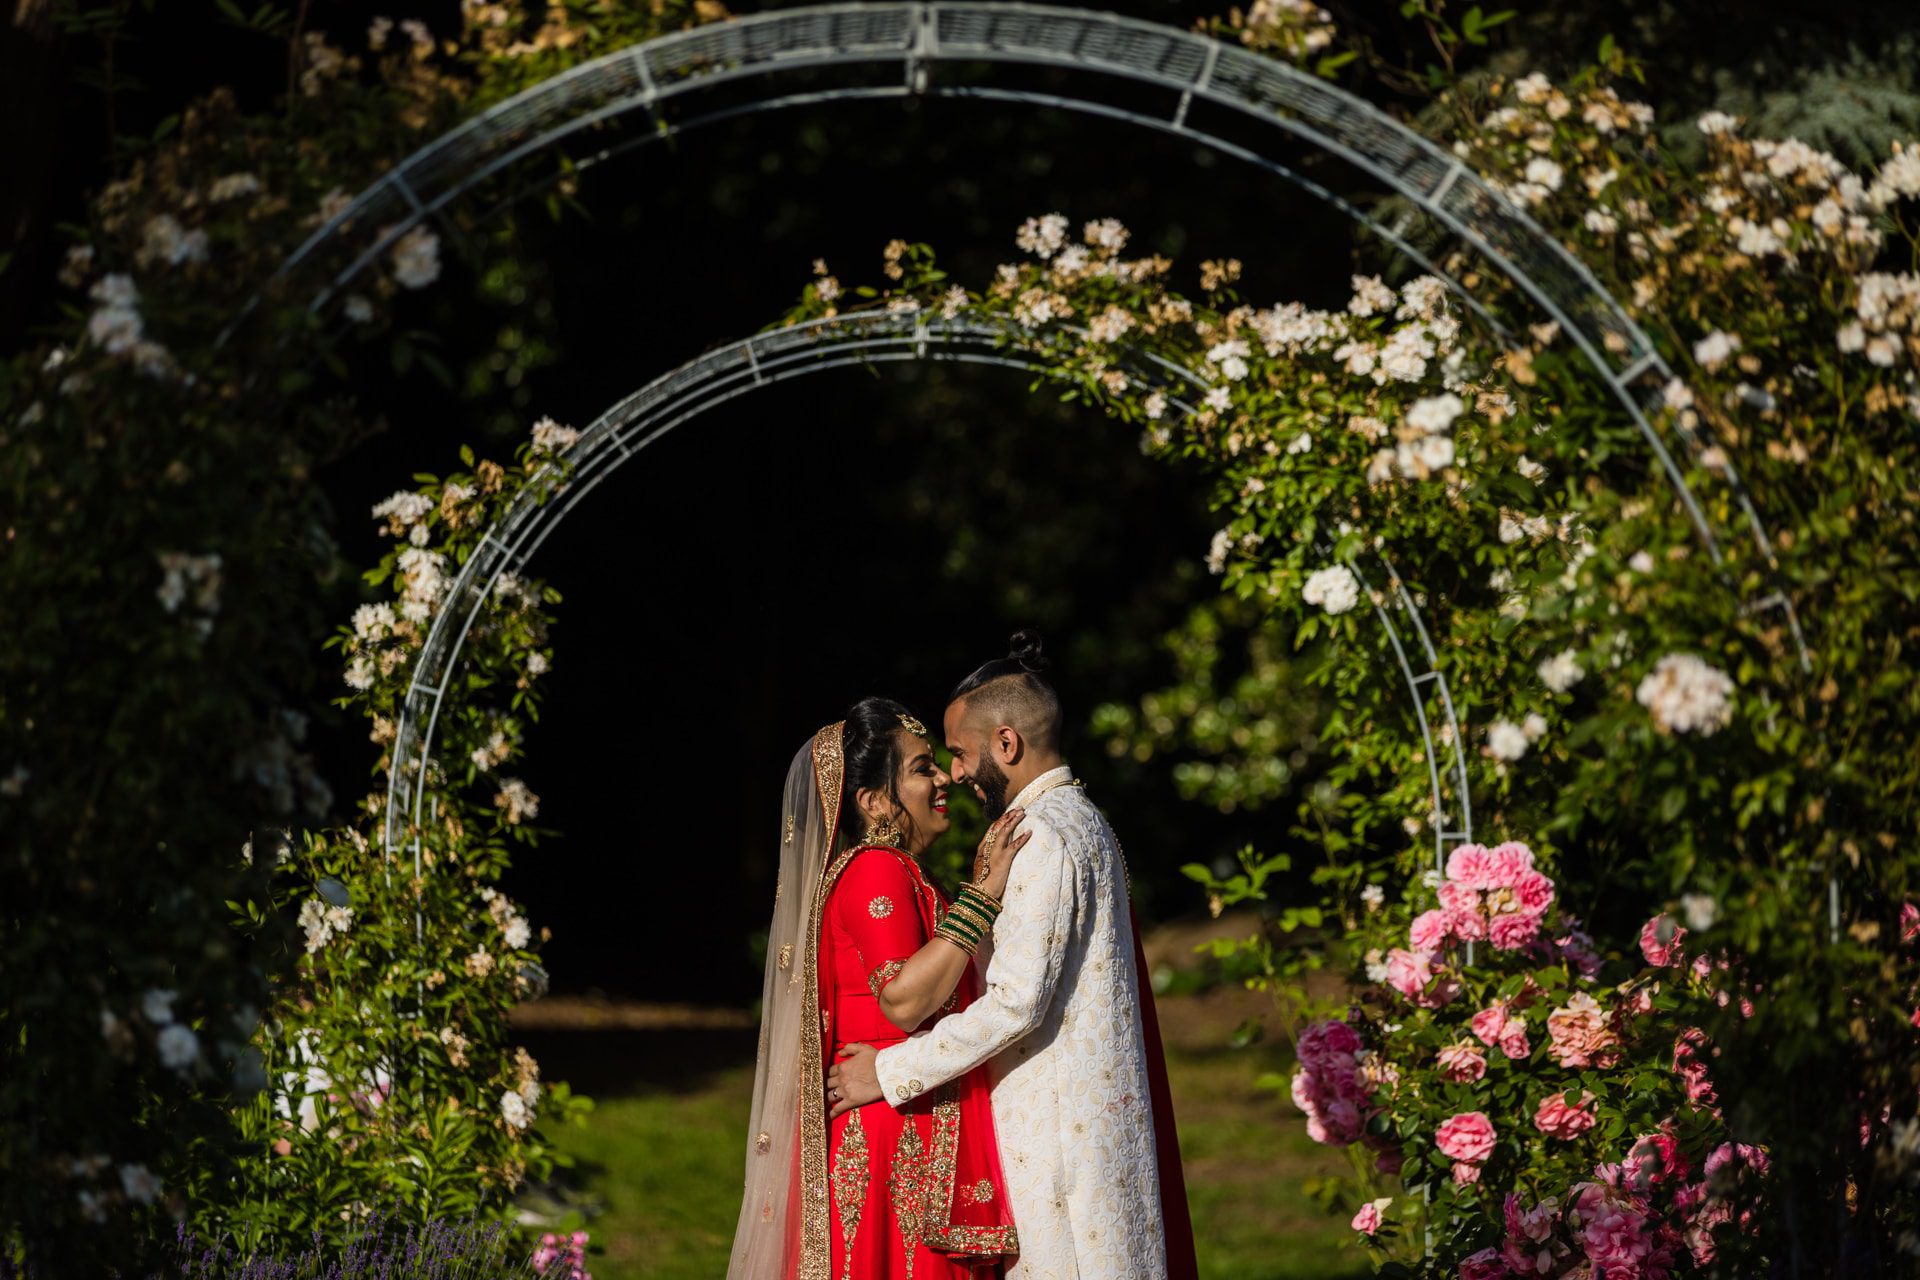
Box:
[818,843,1018,1280]
[726,724,1016,1280]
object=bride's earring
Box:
[866,814,906,848]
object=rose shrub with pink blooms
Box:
[816,43,1920,1251]
[1244,838,1762,1277]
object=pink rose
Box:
[1410,909,1451,953]
[1350,1201,1383,1235]
[1437,1040,1487,1082]
[1512,869,1555,914]
[1673,1027,1716,1105]
[1385,948,1433,1001]
[1437,879,1481,916]
[1446,907,1489,942]
[1684,1189,1731,1265]
[1581,1197,1654,1275]
[1483,841,1535,888]
[1639,914,1686,967]
[1446,843,1494,890]
[1497,1025,1531,1061]
[1624,1132,1690,1192]
[1704,1141,1769,1179]
[1533,1090,1597,1139]
[1298,1018,1362,1067]
[1470,1003,1508,1046]
[1546,993,1621,1069]
[1453,1160,1483,1185]
[1903,901,1918,943]
[1436,1110,1497,1163]
[1488,911,1542,951]
[1458,1247,1511,1280]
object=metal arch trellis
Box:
[245,0,1810,862]
[240,2,1811,668]
[382,309,1475,884]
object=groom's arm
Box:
[872,816,1079,1106]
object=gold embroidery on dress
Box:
[785,814,796,844]
[778,944,793,970]
[756,1132,772,1154]
[868,959,906,998]
[888,1120,928,1280]
[794,718,848,1280]
[969,1179,994,1204]
[867,895,894,919]
[921,1089,1018,1256]
[830,1110,870,1280]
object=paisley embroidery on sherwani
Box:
[830,1109,871,1280]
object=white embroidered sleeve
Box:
[873,814,1078,1106]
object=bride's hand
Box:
[972,807,1030,901]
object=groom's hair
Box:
[947,629,1063,755]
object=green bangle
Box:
[960,881,1004,911]
[935,916,982,950]
[954,885,1003,921]
[947,900,997,935]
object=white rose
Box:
[1486,720,1529,761]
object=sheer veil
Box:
[726,723,845,1280]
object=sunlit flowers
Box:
[1635,653,1736,735]
[1545,992,1622,1069]
[494,777,540,824]
[1302,564,1359,615]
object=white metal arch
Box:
[255,2,1809,865]
[384,309,1474,874]
[237,2,1807,681]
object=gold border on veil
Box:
[794,722,848,1280]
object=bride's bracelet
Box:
[935,883,1003,953]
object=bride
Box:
[727,697,1032,1280]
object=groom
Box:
[827,633,1197,1280]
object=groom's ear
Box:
[994,724,1023,764]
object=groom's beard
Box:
[972,756,1012,821]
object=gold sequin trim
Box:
[778,944,794,970]
[830,1110,870,1280]
[868,959,906,998]
[785,814,796,845]
[867,895,894,919]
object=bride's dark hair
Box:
[836,696,918,849]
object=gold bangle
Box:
[935,916,983,951]
[959,881,1004,911]
[943,903,995,938]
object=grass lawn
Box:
[518,982,1366,1280]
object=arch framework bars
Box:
[382,310,1475,878]
[244,2,1806,679]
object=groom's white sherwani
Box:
[873,766,1168,1280]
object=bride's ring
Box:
[830,1086,840,1100]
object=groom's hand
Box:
[826,1043,882,1118]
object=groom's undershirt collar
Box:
[1010,764,1075,812]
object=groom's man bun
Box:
[948,629,1064,754]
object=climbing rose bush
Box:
[783,41,1920,1258]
